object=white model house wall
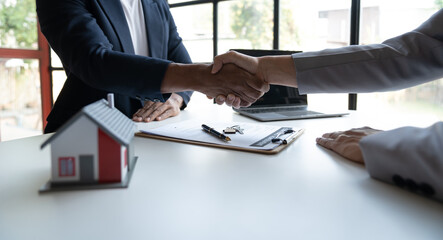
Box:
[50,116,98,182]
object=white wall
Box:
[51,116,98,182]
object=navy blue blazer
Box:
[36,0,193,133]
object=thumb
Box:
[211,51,237,74]
[211,56,225,74]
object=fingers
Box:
[316,132,365,164]
[315,137,336,150]
[135,102,164,122]
[211,50,262,79]
[215,95,226,105]
[204,63,266,107]
[232,97,242,109]
[133,101,179,122]
[156,109,176,121]
[214,94,242,109]
[133,101,155,122]
[322,131,345,139]
[245,74,270,93]
[322,127,381,139]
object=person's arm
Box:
[161,63,267,107]
[36,0,266,107]
[37,0,169,101]
[294,9,443,94]
[212,9,443,95]
[133,0,192,122]
[360,122,443,202]
[162,0,193,109]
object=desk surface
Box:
[1,102,442,240]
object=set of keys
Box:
[223,125,244,134]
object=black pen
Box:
[202,124,231,141]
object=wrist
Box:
[257,56,271,84]
[162,63,209,93]
[170,93,184,108]
[259,56,297,87]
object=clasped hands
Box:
[208,51,384,164]
[133,51,382,164]
[133,52,269,122]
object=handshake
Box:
[161,50,297,109]
[207,51,269,108]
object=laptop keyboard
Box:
[279,110,321,117]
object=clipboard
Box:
[135,121,304,155]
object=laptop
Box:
[232,49,349,122]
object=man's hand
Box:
[212,50,260,76]
[200,63,269,108]
[316,127,382,163]
[132,93,183,122]
[208,51,262,107]
[161,62,269,108]
[210,51,297,107]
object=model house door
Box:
[79,155,94,183]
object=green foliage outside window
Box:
[0,0,37,49]
[229,0,299,50]
[230,0,273,49]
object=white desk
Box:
[1,103,442,240]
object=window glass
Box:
[52,70,67,103]
[0,58,42,141]
[51,49,63,68]
[170,4,213,62]
[168,0,198,4]
[218,0,273,54]
[279,0,351,51]
[0,0,38,49]
[357,0,443,121]
[279,0,351,111]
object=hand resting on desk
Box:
[133,93,183,122]
[316,127,382,163]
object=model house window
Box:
[59,157,76,177]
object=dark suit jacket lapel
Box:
[142,0,165,58]
[97,0,135,54]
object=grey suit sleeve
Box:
[293,9,443,94]
[360,122,443,201]
[292,10,443,201]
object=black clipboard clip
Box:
[271,129,297,144]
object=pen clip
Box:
[271,129,297,144]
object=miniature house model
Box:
[40,94,137,191]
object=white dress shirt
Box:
[120,0,149,56]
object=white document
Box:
[140,120,303,151]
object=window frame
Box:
[29,0,364,126]
[0,23,52,130]
[169,0,360,110]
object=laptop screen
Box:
[250,85,307,107]
[231,49,306,108]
